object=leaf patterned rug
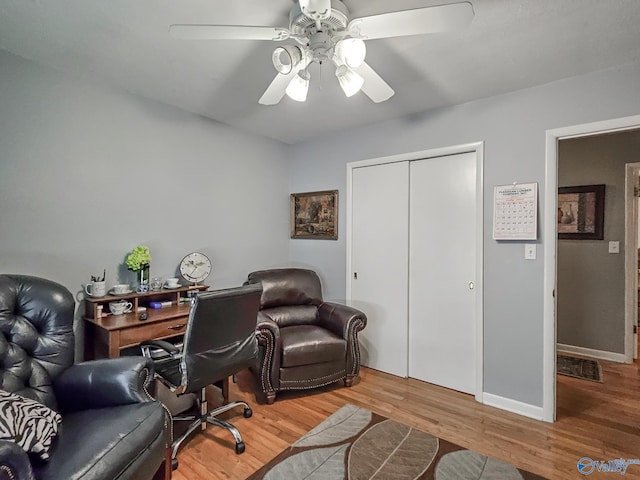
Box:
[247,404,547,479]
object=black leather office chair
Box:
[141,284,261,469]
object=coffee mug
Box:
[109,300,133,315]
[166,278,179,288]
[84,281,106,297]
[112,284,130,295]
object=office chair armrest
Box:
[317,302,368,339]
[140,339,181,358]
[54,357,155,414]
[0,440,35,480]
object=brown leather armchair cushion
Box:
[281,325,346,367]
[246,268,366,404]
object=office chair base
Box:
[170,400,252,466]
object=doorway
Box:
[543,114,640,422]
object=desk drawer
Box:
[120,318,188,347]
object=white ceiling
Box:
[1,0,640,144]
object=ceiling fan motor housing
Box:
[289,0,349,37]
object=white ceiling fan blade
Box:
[348,2,474,40]
[259,70,297,105]
[170,25,290,41]
[353,62,394,103]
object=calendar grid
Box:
[493,183,538,240]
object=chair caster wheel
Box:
[235,441,245,454]
[244,407,253,418]
[171,458,179,470]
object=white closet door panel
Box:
[351,161,409,377]
[408,152,477,394]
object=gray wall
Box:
[0,51,291,355]
[289,62,640,407]
[3,44,640,409]
[557,130,640,354]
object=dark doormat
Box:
[557,354,603,382]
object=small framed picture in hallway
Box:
[558,184,605,240]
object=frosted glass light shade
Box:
[285,70,310,102]
[335,38,366,68]
[335,65,364,97]
[272,45,303,74]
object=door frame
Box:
[346,141,484,402]
[625,162,640,361]
[543,114,640,422]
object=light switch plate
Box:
[525,244,536,260]
[609,241,620,254]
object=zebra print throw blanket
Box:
[0,389,62,460]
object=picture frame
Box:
[557,184,605,240]
[290,190,338,240]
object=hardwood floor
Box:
[171,359,640,480]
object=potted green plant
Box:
[126,245,151,293]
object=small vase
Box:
[137,265,150,293]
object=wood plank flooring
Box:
[171,358,640,480]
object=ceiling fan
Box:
[170,0,474,105]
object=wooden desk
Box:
[84,285,208,359]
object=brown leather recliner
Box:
[245,268,367,404]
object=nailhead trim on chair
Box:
[142,367,173,447]
[282,371,347,390]
[0,465,16,480]
[256,328,276,395]
[283,369,346,385]
[347,317,366,376]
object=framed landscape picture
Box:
[290,190,338,240]
[557,184,605,240]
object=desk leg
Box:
[214,377,229,404]
[222,376,229,404]
[108,331,121,358]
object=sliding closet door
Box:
[408,152,477,394]
[351,161,409,377]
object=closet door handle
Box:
[468,281,475,290]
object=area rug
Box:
[557,354,602,382]
[247,404,547,479]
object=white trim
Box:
[543,114,640,423]
[475,144,485,404]
[624,163,640,363]
[482,393,544,421]
[346,141,484,402]
[543,131,559,423]
[557,344,627,363]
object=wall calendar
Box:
[493,182,538,240]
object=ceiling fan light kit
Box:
[334,37,366,68]
[170,1,474,105]
[335,64,364,97]
[272,45,304,74]
[285,69,311,102]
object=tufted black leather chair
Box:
[245,268,367,404]
[0,274,171,480]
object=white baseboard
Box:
[482,393,544,421]
[557,343,626,363]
